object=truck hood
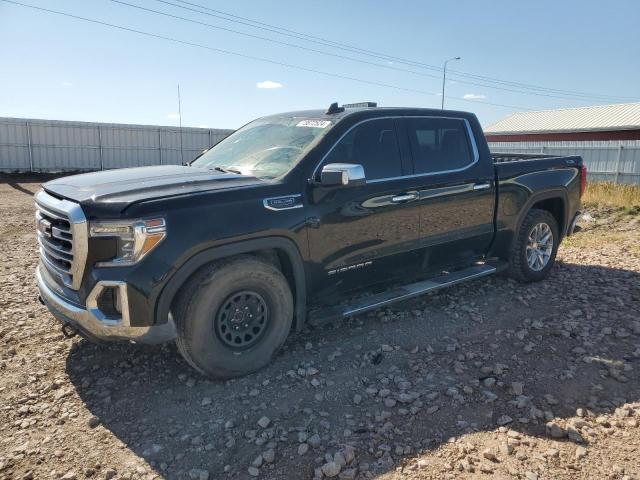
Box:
[43,165,264,215]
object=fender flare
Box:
[514,188,569,242]
[155,236,307,332]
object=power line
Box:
[447,67,629,100]
[171,0,636,102]
[160,0,637,103]
[112,0,614,104]
[164,0,411,64]
[111,1,449,81]
[0,0,534,111]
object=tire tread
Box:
[173,255,292,378]
[507,208,559,283]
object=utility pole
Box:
[178,84,184,165]
[441,56,461,109]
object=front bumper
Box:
[36,266,176,344]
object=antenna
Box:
[178,84,184,164]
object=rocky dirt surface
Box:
[1,179,639,480]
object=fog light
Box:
[97,286,121,319]
[114,286,122,314]
[86,281,131,327]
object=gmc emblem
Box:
[37,218,52,238]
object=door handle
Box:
[391,192,419,203]
[473,182,491,191]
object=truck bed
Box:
[492,152,559,164]
[493,153,583,187]
[493,153,582,180]
[490,152,584,255]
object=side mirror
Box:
[319,163,366,187]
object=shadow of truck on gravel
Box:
[65,261,640,479]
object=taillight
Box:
[580,164,587,197]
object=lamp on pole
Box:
[177,84,184,165]
[441,56,461,109]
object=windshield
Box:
[192,116,334,179]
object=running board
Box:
[308,263,503,326]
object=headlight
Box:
[89,218,166,267]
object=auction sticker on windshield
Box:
[296,120,332,128]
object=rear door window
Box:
[324,118,402,180]
[406,118,475,174]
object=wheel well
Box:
[531,197,565,234]
[254,248,297,304]
[169,248,301,330]
[250,249,299,329]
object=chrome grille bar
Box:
[39,248,73,284]
[35,190,88,290]
[37,233,73,255]
[38,234,73,261]
[36,204,70,222]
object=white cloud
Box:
[61,81,73,88]
[167,112,181,119]
[463,93,487,100]
[256,80,283,89]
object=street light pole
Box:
[177,84,184,165]
[441,56,461,109]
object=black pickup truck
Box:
[35,103,585,378]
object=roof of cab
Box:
[263,106,475,122]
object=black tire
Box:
[507,208,559,283]
[174,255,293,379]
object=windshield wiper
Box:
[213,166,243,175]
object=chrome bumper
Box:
[36,266,176,344]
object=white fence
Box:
[2,117,639,185]
[0,117,233,172]
[489,140,640,185]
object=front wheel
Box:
[507,209,559,283]
[174,256,293,379]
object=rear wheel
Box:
[174,256,293,379]
[507,209,559,283]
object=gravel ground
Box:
[1,179,639,480]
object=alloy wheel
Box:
[526,222,554,271]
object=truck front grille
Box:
[35,191,88,290]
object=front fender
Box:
[154,236,307,331]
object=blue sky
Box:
[0,0,638,129]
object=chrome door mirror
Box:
[319,163,366,187]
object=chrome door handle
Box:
[391,192,419,203]
[473,182,491,191]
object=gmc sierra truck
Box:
[35,103,585,378]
